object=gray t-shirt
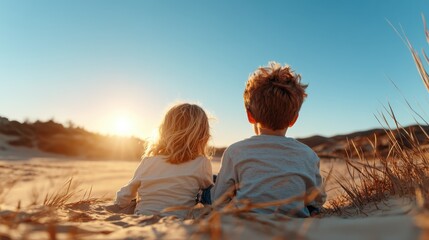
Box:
[211,134,326,217]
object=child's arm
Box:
[211,151,236,204]
[114,159,145,208]
[200,158,214,189]
[314,161,327,207]
[307,159,327,210]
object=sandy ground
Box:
[0,157,221,207]
[0,142,427,239]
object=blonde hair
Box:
[146,103,211,164]
[244,61,308,130]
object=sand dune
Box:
[0,152,427,239]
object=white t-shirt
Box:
[115,155,213,218]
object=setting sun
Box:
[113,116,134,136]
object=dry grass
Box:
[405,14,429,92]
[327,14,429,216]
[161,185,326,240]
[0,179,17,209]
[326,108,429,216]
[194,188,323,240]
[0,177,101,240]
[42,177,79,207]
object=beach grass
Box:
[327,16,429,216]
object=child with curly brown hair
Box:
[211,62,326,217]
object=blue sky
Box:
[1,1,429,146]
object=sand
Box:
[0,143,427,239]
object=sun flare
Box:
[114,116,134,136]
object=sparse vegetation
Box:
[325,16,429,217]
[0,118,146,160]
[0,176,113,239]
[326,113,429,216]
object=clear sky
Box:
[1,0,429,146]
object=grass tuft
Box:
[327,107,429,216]
[327,15,429,216]
[43,177,79,207]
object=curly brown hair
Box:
[244,62,308,130]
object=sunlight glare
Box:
[114,116,134,136]
[150,128,159,142]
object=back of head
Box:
[244,61,308,130]
[147,103,211,164]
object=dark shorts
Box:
[196,175,216,205]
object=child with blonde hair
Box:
[211,62,326,217]
[115,103,213,218]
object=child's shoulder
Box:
[290,137,317,151]
[225,135,318,160]
[142,155,163,162]
[223,136,256,153]
[284,137,319,158]
[222,135,285,156]
[194,155,211,164]
[139,155,168,167]
[228,135,310,148]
